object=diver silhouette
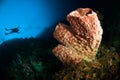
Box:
[5,27,20,35]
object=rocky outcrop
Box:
[53,8,103,64]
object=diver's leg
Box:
[5,33,9,35]
[5,28,9,31]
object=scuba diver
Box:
[5,27,20,35]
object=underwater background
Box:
[0,0,120,80]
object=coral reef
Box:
[52,8,120,80]
[53,45,120,80]
[1,7,120,80]
[0,38,62,80]
[53,8,103,64]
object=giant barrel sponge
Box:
[53,8,103,64]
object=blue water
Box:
[0,0,84,44]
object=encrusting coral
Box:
[53,8,103,64]
[53,45,120,80]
